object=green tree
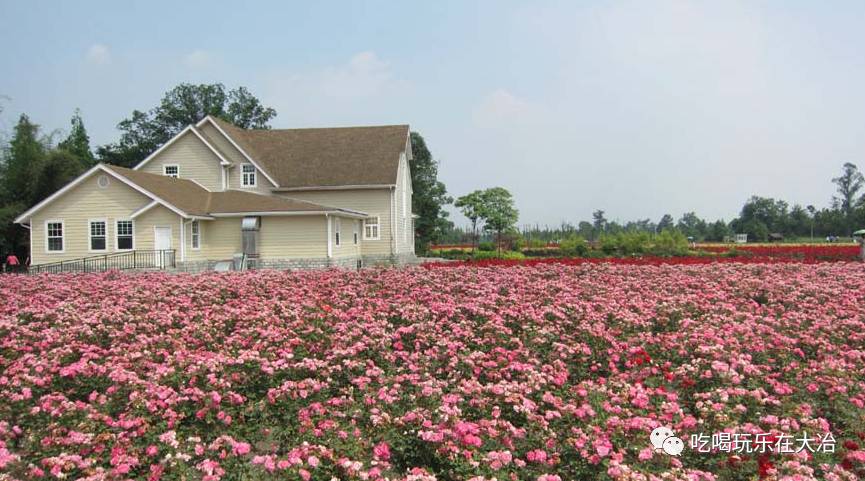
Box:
[97,83,277,167]
[455,190,487,252]
[409,132,452,253]
[0,114,46,257]
[676,212,706,239]
[57,109,95,165]
[657,214,674,232]
[831,162,864,235]
[706,219,731,242]
[591,210,607,240]
[480,187,519,253]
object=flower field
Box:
[1,263,865,480]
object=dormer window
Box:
[241,164,256,187]
[163,165,179,178]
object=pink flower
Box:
[373,442,391,461]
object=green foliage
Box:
[472,250,526,260]
[478,241,495,252]
[559,236,589,257]
[597,230,688,257]
[97,83,277,167]
[57,109,95,166]
[409,132,452,253]
[455,190,488,250]
[479,187,519,251]
[651,229,690,256]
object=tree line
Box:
[440,162,865,245]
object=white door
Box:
[154,227,172,268]
[154,227,172,250]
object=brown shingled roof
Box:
[105,165,365,217]
[209,117,409,189]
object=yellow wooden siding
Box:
[134,206,181,253]
[259,216,328,258]
[199,123,277,194]
[394,154,414,254]
[138,131,223,191]
[184,218,239,261]
[198,123,246,165]
[29,172,151,265]
[278,189,393,256]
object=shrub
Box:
[650,230,690,256]
[478,241,496,252]
[559,236,589,257]
[473,250,526,260]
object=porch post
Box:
[326,214,332,258]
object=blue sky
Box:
[2,0,865,226]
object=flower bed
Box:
[1,264,864,480]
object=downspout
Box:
[390,186,396,258]
[326,214,332,260]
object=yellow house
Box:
[14,116,416,272]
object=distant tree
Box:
[480,187,519,252]
[831,162,864,234]
[455,190,487,252]
[706,219,731,242]
[57,109,95,166]
[409,132,452,253]
[657,214,674,232]
[676,212,706,239]
[33,149,88,204]
[591,210,607,240]
[97,83,277,167]
[733,196,790,239]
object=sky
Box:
[2,0,865,227]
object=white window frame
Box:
[88,218,108,252]
[115,219,135,251]
[334,217,341,246]
[353,220,359,245]
[163,164,180,178]
[191,220,201,250]
[363,215,380,241]
[45,219,65,254]
[240,163,257,188]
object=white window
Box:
[89,219,107,251]
[163,164,179,178]
[116,220,134,250]
[241,164,256,187]
[353,220,359,245]
[334,218,341,246]
[46,220,64,253]
[364,216,380,240]
[191,220,200,249]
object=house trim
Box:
[272,184,395,192]
[196,116,281,187]
[209,210,368,219]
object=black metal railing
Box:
[28,250,176,274]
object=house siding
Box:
[394,154,414,254]
[29,172,151,265]
[277,189,394,256]
[138,130,223,191]
[259,216,328,258]
[184,218,239,262]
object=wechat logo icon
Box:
[650,426,684,456]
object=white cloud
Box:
[183,49,215,69]
[316,51,393,98]
[85,44,111,65]
[471,89,541,128]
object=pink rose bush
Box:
[1,262,864,480]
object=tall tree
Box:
[480,187,519,252]
[676,212,706,239]
[591,210,607,240]
[1,114,45,206]
[409,132,452,253]
[657,214,674,232]
[57,109,95,165]
[455,190,487,252]
[831,162,864,234]
[97,83,277,167]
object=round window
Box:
[97,175,110,188]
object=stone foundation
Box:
[177,252,417,273]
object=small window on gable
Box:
[164,165,179,178]
[241,164,256,187]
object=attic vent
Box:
[97,175,110,188]
[241,216,260,231]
